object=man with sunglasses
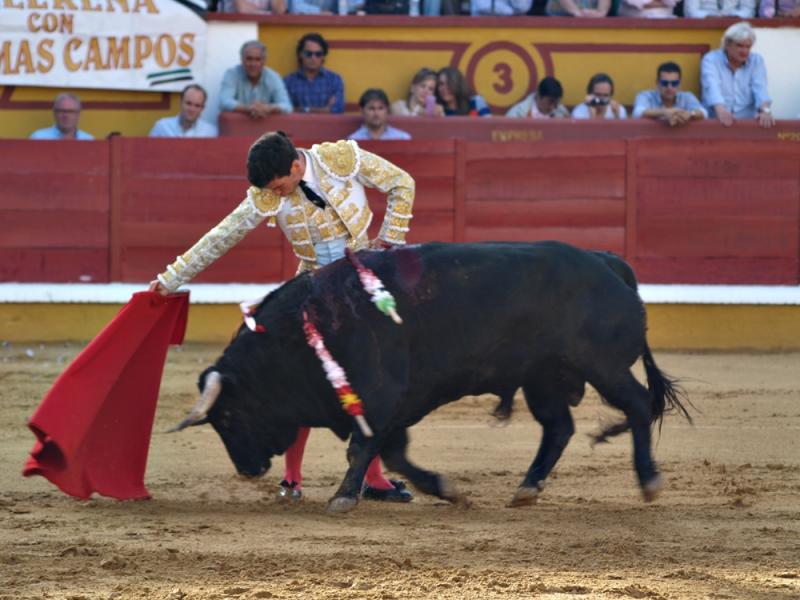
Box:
[283,33,345,114]
[632,62,707,127]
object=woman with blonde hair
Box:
[391,68,444,117]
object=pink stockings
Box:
[283,427,394,490]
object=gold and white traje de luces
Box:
[157,140,415,292]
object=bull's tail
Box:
[592,342,691,445]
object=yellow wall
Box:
[2,302,799,350]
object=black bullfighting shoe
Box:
[361,479,413,502]
[277,480,303,502]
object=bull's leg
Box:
[510,382,575,507]
[381,428,465,504]
[592,370,661,501]
[327,431,379,514]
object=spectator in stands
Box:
[685,0,754,16]
[349,89,411,140]
[219,40,293,119]
[149,85,218,138]
[571,73,627,120]
[30,93,94,140]
[391,68,444,117]
[218,0,287,12]
[633,62,707,126]
[617,0,677,17]
[546,0,610,16]
[283,33,344,114]
[436,67,491,117]
[701,22,774,129]
[471,0,532,14]
[505,77,570,119]
[289,0,337,12]
[759,0,800,15]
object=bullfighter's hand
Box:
[148,280,169,296]
[369,239,395,250]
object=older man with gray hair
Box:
[30,93,94,140]
[219,40,293,119]
[700,21,774,128]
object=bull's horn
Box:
[167,370,222,433]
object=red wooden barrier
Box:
[464,141,628,255]
[110,136,285,284]
[219,112,800,143]
[0,140,110,283]
[2,135,799,285]
[628,138,800,284]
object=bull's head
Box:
[169,367,276,478]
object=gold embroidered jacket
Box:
[157,140,415,292]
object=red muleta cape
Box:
[22,291,189,500]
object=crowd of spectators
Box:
[209,0,799,16]
[29,22,784,141]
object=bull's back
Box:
[380,242,646,400]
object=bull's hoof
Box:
[507,484,542,508]
[326,496,359,514]
[642,474,663,503]
[437,475,465,504]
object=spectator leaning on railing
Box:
[471,0,533,14]
[758,0,800,16]
[391,68,445,117]
[283,33,345,114]
[684,0,755,17]
[219,40,293,120]
[632,62,707,127]
[545,0,611,17]
[700,21,774,129]
[218,0,287,13]
[149,84,218,138]
[436,67,491,117]
[30,93,94,140]
[505,76,570,119]
[348,89,412,140]
[572,73,627,120]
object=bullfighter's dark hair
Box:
[656,61,682,78]
[359,88,390,109]
[537,76,563,100]
[586,72,614,95]
[247,131,298,188]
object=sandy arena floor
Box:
[1,342,798,600]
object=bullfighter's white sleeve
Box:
[157,187,283,293]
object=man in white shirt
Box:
[149,84,218,138]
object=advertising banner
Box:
[0,0,207,91]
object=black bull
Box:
[173,241,690,513]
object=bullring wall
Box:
[1,126,799,286]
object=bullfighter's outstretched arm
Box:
[355,148,415,245]
[156,187,283,293]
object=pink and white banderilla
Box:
[303,311,373,438]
